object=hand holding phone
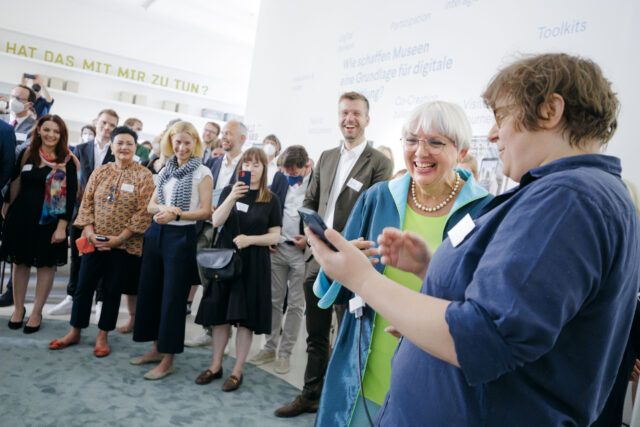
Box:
[298,207,338,251]
[95,235,109,242]
[238,170,251,186]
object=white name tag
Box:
[22,164,33,172]
[15,132,27,142]
[236,202,249,213]
[346,177,363,192]
[447,214,475,247]
[133,155,141,163]
[121,183,134,193]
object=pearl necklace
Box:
[411,172,461,213]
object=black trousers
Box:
[70,249,132,331]
[133,222,196,354]
[302,257,346,400]
[67,225,104,301]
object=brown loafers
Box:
[222,374,243,392]
[195,368,223,385]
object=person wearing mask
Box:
[48,126,154,356]
[1,114,78,333]
[131,121,212,380]
[194,147,282,391]
[123,117,150,164]
[262,134,281,185]
[47,110,117,318]
[8,84,37,157]
[312,101,492,425]
[249,145,312,375]
[275,92,392,418]
[201,121,221,164]
[185,120,245,348]
[22,74,54,119]
[79,125,96,145]
[306,53,639,426]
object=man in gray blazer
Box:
[8,85,37,156]
[275,92,393,417]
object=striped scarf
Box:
[39,149,71,225]
[156,156,202,211]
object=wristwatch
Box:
[176,214,181,222]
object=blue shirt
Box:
[378,155,640,426]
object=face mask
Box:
[82,134,94,143]
[287,175,303,187]
[263,144,276,157]
[9,98,25,114]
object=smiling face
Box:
[338,98,369,143]
[220,122,243,154]
[39,120,61,151]
[403,129,459,189]
[488,100,549,182]
[112,133,136,163]
[172,132,195,164]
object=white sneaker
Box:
[249,349,276,366]
[47,295,73,315]
[185,332,212,347]
[274,357,290,374]
[93,301,103,325]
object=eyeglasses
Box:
[400,137,454,154]
[492,105,515,129]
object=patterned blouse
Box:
[75,162,155,256]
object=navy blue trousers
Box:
[70,249,133,331]
[133,222,197,354]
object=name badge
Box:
[133,155,141,163]
[15,132,27,142]
[22,164,33,172]
[346,178,363,192]
[447,214,475,247]
[121,183,134,193]
[236,202,249,213]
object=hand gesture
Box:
[93,235,121,251]
[51,227,66,244]
[350,237,379,265]
[292,234,307,250]
[377,227,431,279]
[229,182,249,201]
[305,227,376,295]
[233,234,252,249]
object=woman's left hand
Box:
[154,210,176,224]
[51,227,66,244]
[233,234,253,249]
[305,227,376,295]
[94,235,121,251]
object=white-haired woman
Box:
[312,101,492,426]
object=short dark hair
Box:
[81,124,96,135]
[339,91,369,114]
[17,84,37,104]
[110,126,138,143]
[281,145,309,169]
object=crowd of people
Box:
[0,52,638,426]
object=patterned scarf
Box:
[39,148,71,225]
[156,156,202,211]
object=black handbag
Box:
[197,206,242,282]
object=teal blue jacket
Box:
[313,169,492,427]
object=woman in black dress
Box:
[2,114,78,333]
[195,147,282,392]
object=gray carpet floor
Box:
[0,316,315,427]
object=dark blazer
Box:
[206,155,239,188]
[75,139,115,190]
[303,143,393,234]
[0,120,16,200]
[270,171,289,213]
[13,116,36,157]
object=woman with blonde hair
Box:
[195,147,282,392]
[131,121,213,380]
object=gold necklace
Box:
[411,172,461,213]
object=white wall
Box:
[245,0,640,187]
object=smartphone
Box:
[298,207,338,251]
[23,73,36,80]
[238,170,251,186]
[95,235,109,242]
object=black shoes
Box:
[8,308,25,329]
[23,321,41,334]
[274,395,319,418]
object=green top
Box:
[135,144,151,162]
[361,207,448,405]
